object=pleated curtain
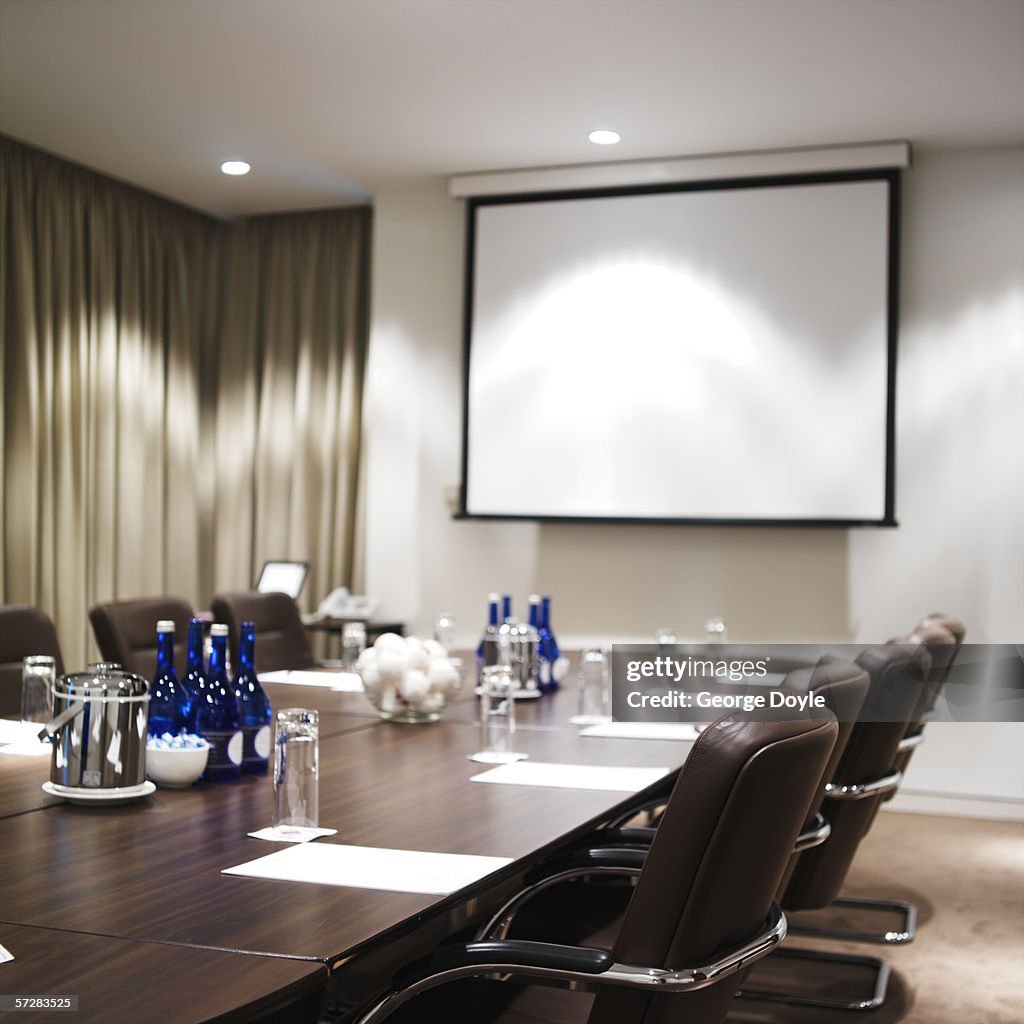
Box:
[0,137,370,668]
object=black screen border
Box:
[457,168,900,528]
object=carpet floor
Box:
[731,809,1024,1024]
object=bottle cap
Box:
[488,592,500,601]
[156,620,175,632]
[211,623,229,637]
[528,594,540,603]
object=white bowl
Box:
[145,742,210,788]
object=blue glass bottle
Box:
[148,619,191,736]
[194,623,242,780]
[538,594,561,693]
[184,618,207,734]
[234,620,272,773]
[476,593,500,687]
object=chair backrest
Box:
[0,605,66,717]
[907,615,964,710]
[883,615,964,799]
[89,597,194,681]
[210,591,316,673]
[589,708,838,1024]
[772,655,871,897]
[919,611,966,646]
[781,642,929,912]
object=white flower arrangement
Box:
[357,633,461,720]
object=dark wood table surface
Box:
[0,924,327,1023]
[0,675,696,1022]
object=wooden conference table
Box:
[0,675,696,1023]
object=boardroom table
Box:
[0,674,697,1023]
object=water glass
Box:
[341,622,367,672]
[469,665,526,764]
[705,617,728,646]
[21,656,56,724]
[655,627,678,647]
[434,612,456,655]
[273,708,319,829]
[571,648,612,725]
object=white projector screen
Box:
[461,172,898,525]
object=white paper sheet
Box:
[0,719,51,756]
[259,670,364,692]
[470,761,671,792]
[222,843,513,895]
[247,826,339,843]
[0,942,14,964]
[578,722,704,741]
[0,742,51,758]
[0,719,44,743]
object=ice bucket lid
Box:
[55,665,150,700]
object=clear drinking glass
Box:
[434,612,456,655]
[273,708,319,829]
[341,622,366,672]
[469,664,526,764]
[705,617,728,646]
[21,656,56,724]
[570,648,612,725]
[655,627,678,647]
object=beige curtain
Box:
[1,137,371,668]
[209,209,371,613]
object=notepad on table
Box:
[0,718,52,756]
[223,843,512,895]
[578,721,704,741]
[469,761,671,792]
[258,670,363,692]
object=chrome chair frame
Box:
[787,766,916,946]
[356,868,786,1024]
[737,766,908,1011]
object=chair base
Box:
[735,946,891,1012]
[789,895,917,945]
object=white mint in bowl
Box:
[146,733,211,788]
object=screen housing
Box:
[457,169,900,528]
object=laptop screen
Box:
[256,561,309,600]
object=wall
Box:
[364,147,1024,815]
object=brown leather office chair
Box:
[885,613,965,793]
[349,708,838,1024]
[564,656,874,1014]
[210,591,317,673]
[773,656,872,896]
[0,605,66,718]
[89,597,194,680]
[738,641,930,1011]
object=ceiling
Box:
[1,0,1022,218]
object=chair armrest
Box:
[598,813,829,854]
[825,770,903,800]
[591,826,658,846]
[355,904,787,1024]
[793,812,831,851]
[604,794,670,829]
[478,848,647,942]
[416,939,614,977]
[897,732,925,753]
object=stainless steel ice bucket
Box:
[41,665,150,790]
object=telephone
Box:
[315,587,379,621]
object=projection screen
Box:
[460,171,898,525]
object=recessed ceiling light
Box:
[588,129,621,146]
[220,160,251,176]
